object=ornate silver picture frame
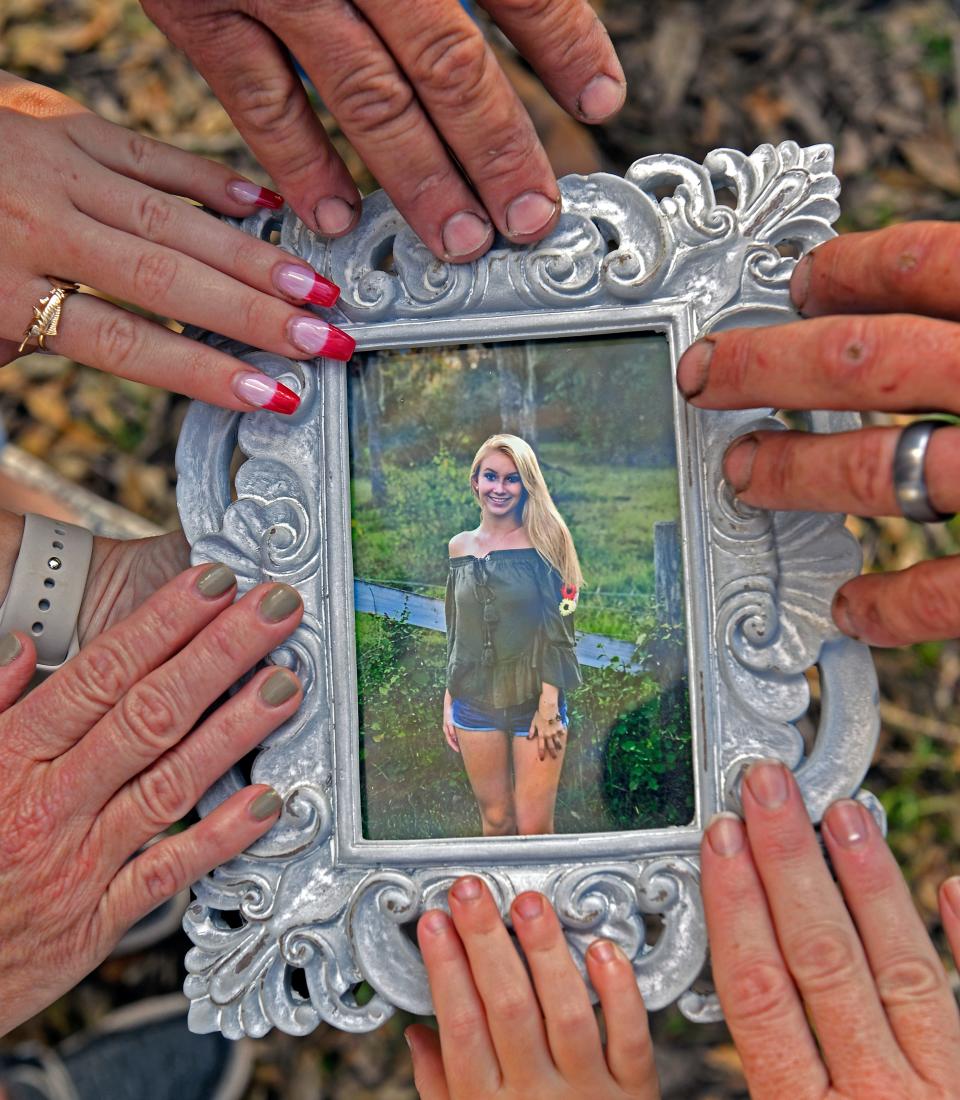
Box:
[176,142,881,1038]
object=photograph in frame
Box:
[349,333,693,841]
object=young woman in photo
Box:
[442,434,583,836]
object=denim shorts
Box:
[451,695,568,738]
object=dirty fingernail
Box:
[195,563,237,598]
[832,591,859,639]
[249,787,282,820]
[745,760,789,810]
[260,584,302,622]
[451,875,483,902]
[724,435,759,493]
[442,211,493,259]
[260,668,299,707]
[677,339,715,400]
[791,253,814,312]
[577,74,626,121]
[505,191,559,238]
[706,811,745,857]
[0,633,22,667]
[314,196,358,236]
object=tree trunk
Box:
[360,356,388,509]
[495,343,538,446]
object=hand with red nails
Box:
[407,875,659,1100]
[677,222,960,647]
[0,510,305,1037]
[140,0,626,263]
[0,72,354,413]
[701,760,960,1099]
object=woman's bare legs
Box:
[455,727,516,836]
[512,735,566,835]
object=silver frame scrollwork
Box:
[176,142,881,1038]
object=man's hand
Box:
[141,0,626,262]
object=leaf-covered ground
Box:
[1,1,959,1096]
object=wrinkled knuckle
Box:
[723,956,795,1024]
[1,788,60,863]
[140,843,186,907]
[135,192,175,243]
[841,432,889,512]
[333,65,416,138]
[906,566,957,635]
[548,1002,593,1041]
[131,250,178,301]
[875,954,946,1008]
[75,637,134,706]
[441,1006,482,1047]
[117,680,177,753]
[229,72,302,134]
[494,986,533,1027]
[91,312,141,372]
[476,128,540,184]
[126,132,155,173]
[785,921,859,994]
[761,435,800,499]
[716,333,754,394]
[239,294,276,339]
[133,758,193,829]
[410,28,489,105]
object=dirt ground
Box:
[1,1,959,1096]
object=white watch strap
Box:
[0,513,93,673]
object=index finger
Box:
[792,222,960,322]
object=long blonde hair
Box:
[470,434,583,589]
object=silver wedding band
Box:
[892,419,954,524]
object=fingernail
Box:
[259,668,299,707]
[588,939,622,964]
[513,893,544,921]
[450,875,482,902]
[232,372,300,415]
[577,74,626,121]
[259,583,302,623]
[942,877,960,921]
[677,338,714,399]
[195,562,237,598]
[314,196,358,236]
[249,787,282,820]
[0,633,22,666]
[404,1029,416,1055]
[832,591,859,639]
[706,811,745,857]
[724,435,759,493]
[226,180,283,210]
[791,253,814,312]
[505,191,559,238]
[288,316,356,360]
[745,761,790,810]
[274,263,340,307]
[419,909,448,936]
[824,799,870,849]
[441,210,494,259]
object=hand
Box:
[529,708,564,760]
[0,563,305,1036]
[408,875,658,1100]
[701,760,960,1099]
[141,0,626,262]
[0,73,354,411]
[677,221,960,646]
[442,690,460,753]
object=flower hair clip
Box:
[559,582,578,616]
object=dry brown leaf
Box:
[901,136,960,194]
[24,382,71,431]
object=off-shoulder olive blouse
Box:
[444,548,581,708]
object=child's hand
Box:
[408,876,660,1100]
[0,73,354,412]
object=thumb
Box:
[405,1024,450,1100]
[0,632,37,712]
[939,878,960,973]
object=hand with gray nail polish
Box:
[0,508,303,1038]
[140,0,626,262]
[701,763,960,1099]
